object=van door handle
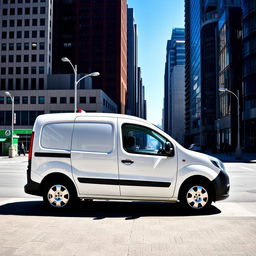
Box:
[121,159,134,165]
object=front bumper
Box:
[212,169,230,201]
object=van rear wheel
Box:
[180,182,212,211]
[43,180,77,210]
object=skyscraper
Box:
[184,0,202,147]
[163,28,185,137]
[52,0,127,114]
[127,8,138,116]
[242,0,256,151]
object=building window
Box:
[1,43,7,51]
[10,8,15,15]
[39,54,44,62]
[39,42,45,50]
[8,79,13,90]
[17,31,22,38]
[1,79,6,90]
[2,32,7,39]
[8,67,14,74]
[70,97,74,104]
[30,96,36,104]
[31,78,36,89]
[16,67,21,74]
[60,97,67,104]
[16,79,21,90]
[90,97,96,104]
[17,19,22,26]
[32,7,38,14]
[31,66,37,74]
[9,31,14,39]
[40,7,45,14]
[50,97,57,104]
[3,9,8,16]
[24,31,29,38]
[24,67,29,74]
[24,55,29,62]
[9,43,14,50]
[24,42,29,50]
[25,19,30,26]
[9,55,14,62]
[32,19,37,26]
[38,96,45,104]
[1,68,6,74]
[1,55,6,63]
[24,79,28,90]
[80,97,86,104]
[32,31,37,38]
[7,97,12,104]
[32,54,37,62]
[39,66,44,74]
[40,18,45,26]
[17,8,22,15]
[2,20,7,27]
[40,30,45,38]
[16,55,21,62]
[39,78,44,89]
[16,43,22,50]
[25,8,30,15]
[14,96,20,104]
[10,20,15,27]
[22,96,28,104]
[0,97,4,104]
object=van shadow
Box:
[0,200,221,219]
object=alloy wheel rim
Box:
[186,185,208,209]
[47,184,70,208]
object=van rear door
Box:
[71,116,120,196]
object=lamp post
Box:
[61,57,100,112]
[5,91,15,158]
[219,88,242,159]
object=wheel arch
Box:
[177,175,216,202]
[40,172,78,197]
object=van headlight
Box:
[210,157,225,171]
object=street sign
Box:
[5,130,11,137]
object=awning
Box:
[0,138,6,142]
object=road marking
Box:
[240,166,255,171]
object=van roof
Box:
[35,112,149,125]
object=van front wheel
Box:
[180,182,212,211]
[43,181,76,209]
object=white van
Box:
[25,113,230,211]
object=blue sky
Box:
[127,0,185,125]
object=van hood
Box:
[176,144,223,173]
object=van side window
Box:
[72,122,114,153]
[41,122,73,150]
[122,124,171,156]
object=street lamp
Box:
[219,88,242,159]
[5,91,15,158]
[61,57,100,112]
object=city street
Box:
[0,156,256,255]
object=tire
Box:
[180,182,212,212]
[43,179,77,210]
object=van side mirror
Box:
[165,141,174,157]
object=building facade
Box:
[163,28,185,136]
[127,8,138,116]
[185,0,202,147]
[185,0,244,152]
[242,0,256,151]
[52,0,127,114]
[0,0,53,91]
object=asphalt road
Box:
[0,156,256,256]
